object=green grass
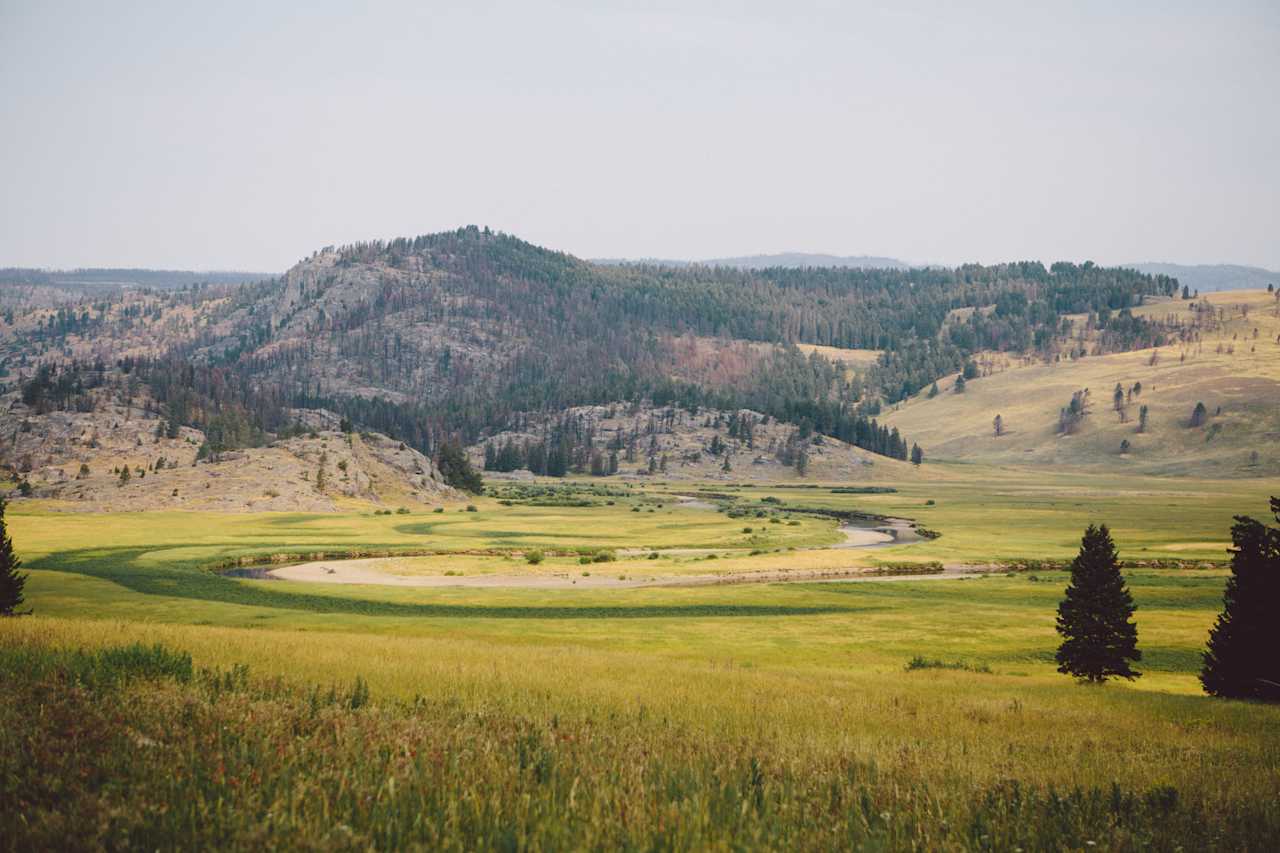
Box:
[3,471,1279,848]
[10,636,1274,851]
[715,468,1274,564]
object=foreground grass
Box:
[6,472,1279,848]
[3,616,1279,850]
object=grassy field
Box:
[883,290,1280,477]
[4,469,1279,848]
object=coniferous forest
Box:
[7,227,1181,466]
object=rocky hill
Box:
[470,403,916,483]
[1,388,460,512]
[2,227,1195,482]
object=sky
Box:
[2,1,1278,272]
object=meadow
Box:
[3,469,1279,849]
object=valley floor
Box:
[3,465,1278,848]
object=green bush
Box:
[904,656,992,674]
[0,642,193,692]
[525,549,545,565]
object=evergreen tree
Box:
[1055,524,1141,682]
[993,414,1003,437]
[954,374,966,393]
[910,443,923,466]
[437,442,483,493]
[0,498,27,616]
[927,381,939,399]
[1200,498,1280,701]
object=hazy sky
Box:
[2,1,1277,271]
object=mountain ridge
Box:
[1126,263,1279,294]
[594,252,910,270]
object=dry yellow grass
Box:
[883,290,1280,476]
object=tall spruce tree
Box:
[1055,524,1141,682]
[1200,498,1280,701]
[0,498,27,616]
[436,442,483,494]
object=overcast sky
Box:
[2,1,1277,272]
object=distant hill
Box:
[882,290,1280,478]
[1,227,1187,479]
[594,252,909,270]
[0,267,271,293]
[1128,263,1280,294]
[698,252,910,270]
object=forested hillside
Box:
[3,227,1184,473]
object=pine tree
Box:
[0,498,28,616]
[910,443,923,466]
[1055,524,1141,682]
[1200,499,1280,701]
[437,442,483,493]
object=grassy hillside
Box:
[883,290,1280,476]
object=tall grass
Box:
[3,636,1276,850]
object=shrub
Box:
[592,550,616,563]
[525,549,545,565]
[904,656,992,674]
[466,505,478,512]
[1,643,199,691]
